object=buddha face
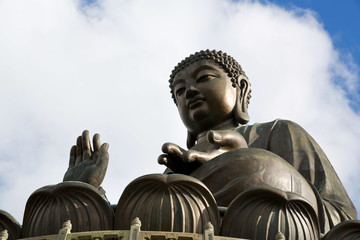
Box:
[172,60,237,135]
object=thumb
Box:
[96,143,109,167]
[207,130,248,149]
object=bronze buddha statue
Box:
[157,50,357,238]
[16,50,358,240]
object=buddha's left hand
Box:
[158,142,201,174]
[184,129,248,164]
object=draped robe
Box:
[189,119,356,233]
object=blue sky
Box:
[267,0,360,111]
[266,0,360,64]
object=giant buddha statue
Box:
[4,50,358,240]
[157,50,357,237]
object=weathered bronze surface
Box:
[63,130,109,189]
[322,220,360,239]
[1,49,359,240]
[22,181,113,238]
[114,174,220,234]
[220,187,320,239]
[158,50,358,239]
[0,210,21,240]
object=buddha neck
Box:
[196,118,238,144]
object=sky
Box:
[266,0,360,111]
[0,0,359,224]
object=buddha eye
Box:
[197,74,217,83]
[175,87,185,98]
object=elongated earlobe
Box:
[234,78,250,124]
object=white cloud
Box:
[0,0,359,222]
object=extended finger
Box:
[161,142,184,157]
[158,154,169,165]
[157,153,190,174]
[69,145,76,167]
[158,154,178,170]
[82,130,91,160]
[183,150,219,164]
[93,133,101,152]
[207,130,248,149]
[76,135,83,164]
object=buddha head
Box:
[169,50,251,147]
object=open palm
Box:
[63,130,109,189]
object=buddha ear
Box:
[234,76,250,125]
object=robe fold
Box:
[190,119,356,234]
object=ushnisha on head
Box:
[169,50,252,148]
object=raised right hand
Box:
[63,130,109,189]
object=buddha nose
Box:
[185,85,199,99]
